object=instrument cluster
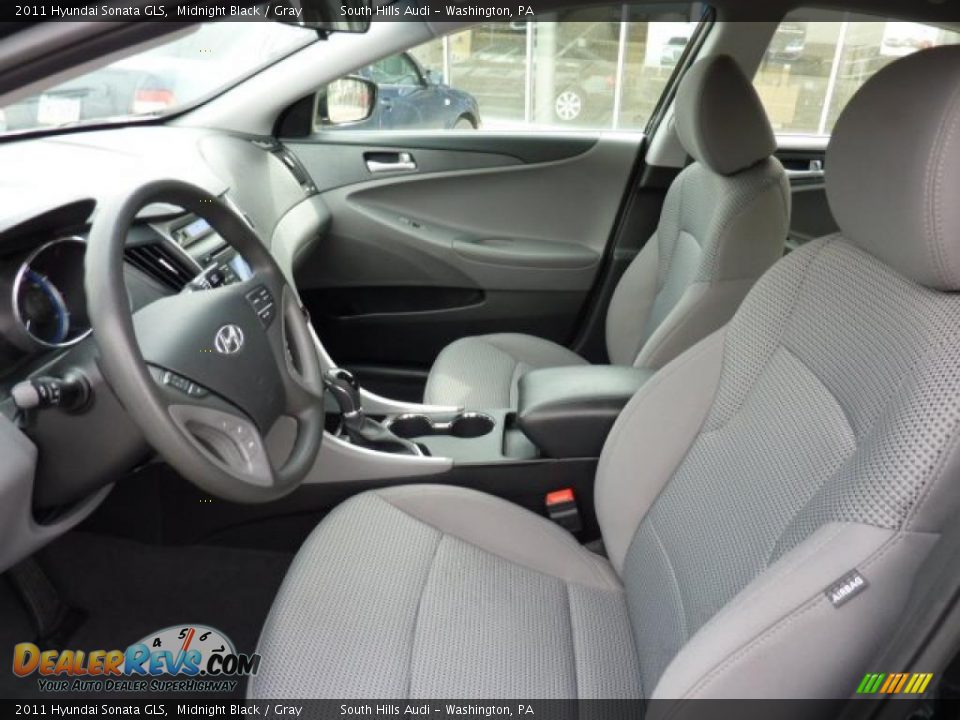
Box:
[0,237,91,353]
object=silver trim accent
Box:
[222,193,257,230]
[145,214,210,275]
[11,236,92,350]
[366,152,417,173]
[159,234,205,274]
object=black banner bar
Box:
[6,1,565,23]
[0,0,819,24]
[0,698,947,720]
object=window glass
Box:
[321,4,702,133]
[369,54,422,87]
[755,13,960,135]
[0,23,315,135]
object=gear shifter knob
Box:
[323,368,424,457]
[324,368,363,426]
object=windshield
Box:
[0,22,316,135]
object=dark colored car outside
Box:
[330,52,481,131]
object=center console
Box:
[386,409,530,463]
[325,365,653,465]
[316,362,653,540]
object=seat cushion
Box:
[249,485,641,699]
[423,333,588,408]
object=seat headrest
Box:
[674,54,776,176]
[827,46,960,291]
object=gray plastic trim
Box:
[0,414,110,573]
[168,404,273,488]
[301,137,634,296]
[265,418,451,485]
[286,142,523,192]
[293,133,597,166]
[452,236,599,269]
[307,430,450,483]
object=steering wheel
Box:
[85,179,325,503]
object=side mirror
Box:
[315,76,377,128]
[425,69,444,86]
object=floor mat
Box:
[0,531,292,699]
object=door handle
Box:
[365,151,417,173]
[785,159,825,181]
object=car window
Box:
[0,22,315,136]
[755,12,960,136]
[320,3,702,133]
[368,54,422,87]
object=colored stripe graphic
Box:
[879,674,897,693]
[857,673,885,694]
[857,672,934,694]
[903,674,920,694]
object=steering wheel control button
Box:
[245,285,276,328]
[186,383,208,398]
[259,305,277,327]
[162,370,208,398]
[220,418,259,459]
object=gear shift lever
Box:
[323,369,425,456]
[324,368,364,431]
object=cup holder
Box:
[387,414,435,439]
[449,412,495,438]
[388,412,495,440]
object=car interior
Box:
[2,0,960,709]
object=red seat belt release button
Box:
[545,488,582,533]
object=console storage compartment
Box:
[516,365,654,459]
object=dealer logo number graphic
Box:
[142,624,256,676]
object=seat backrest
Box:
[605,55,789,370]
[596,45,960,699]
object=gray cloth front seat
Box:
[423,54,789,409]
[251,47,960,700]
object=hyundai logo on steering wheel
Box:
[214,324,245,355]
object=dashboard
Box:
[0,125,327,519]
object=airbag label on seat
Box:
[825,570,869,607]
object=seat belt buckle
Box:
[546,488,582,533]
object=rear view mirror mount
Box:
[267,0,373,34]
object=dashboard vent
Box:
[124,242,198,292]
